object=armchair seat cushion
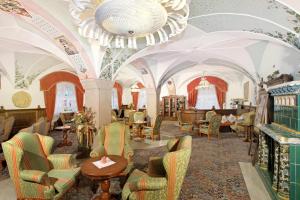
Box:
[48,168,80,193]
[199,128,209,134]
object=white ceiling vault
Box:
[0,0,300,93]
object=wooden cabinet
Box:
[161,95,186,120]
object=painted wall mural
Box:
[15,61,42,89]
[0,0,31,17]
[100,48,138,80]
[55,35,79,56]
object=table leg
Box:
[94,179,110,200]
[57,129,72,148]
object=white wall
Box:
[0,75,45,109]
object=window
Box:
[53,82,78,121]
[137,89,147,109]
[195,85,220,110]
[112,88,119,109]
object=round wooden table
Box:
[81,155,128,200]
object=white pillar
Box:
[145,88,158,125]
[81,79,113,129]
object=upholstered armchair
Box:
[2,132,80,200]
[0,116,15,143]
[199,114,222,140]
[198,110,216,125]
[19,117,50,135]
[231,111,256,141]
[142,115,163,140]
[90,122,134,176]
[127,110,136,127]
[177,111,193,132]
[122,136,192,200]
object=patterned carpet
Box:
[0,121,251,200]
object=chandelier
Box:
[69,0,189,49]
[196,76,210,89]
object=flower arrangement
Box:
[74,107,96,149]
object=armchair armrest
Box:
[48,154,76,169]
[20,170,48,184]
[130,176,167,191]
[90,145,105,158]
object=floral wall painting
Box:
[244,81,249,100]
[0,0,31,17]
[55,35,79,56]
[100,48,137,80]
[15,61,42,89]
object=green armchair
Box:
[1,132,80,199]
[142,115,163,140]
[90,122,134,176]
[122,136,192,200]
[177,111,193,132]
[230,111,256,140]
[199,114,222,140]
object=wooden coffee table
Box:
[81,155,128,200]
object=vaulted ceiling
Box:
[0,0,300,91]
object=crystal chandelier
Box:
[69,0,189,49]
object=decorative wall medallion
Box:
[55,35,79,55]
[0,0,31,17]
[12,91,32,108]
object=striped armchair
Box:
[122,136,192,200]
[90,122,134,176]
[1,132,80,199]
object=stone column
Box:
[81,79,113,129]
[145,88,158,125]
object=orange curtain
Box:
[187,76,228,108]
[114,82,123,109]
[43,86,56,122]
[40,71,85,120]
[131,82,144,110]
[131,92,139,110]
[75,87,84,112]
[187,78,201,107]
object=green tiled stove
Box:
[257,81,300,200]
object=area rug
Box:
[0,121,251,200]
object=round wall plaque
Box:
[12,91,32,108]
